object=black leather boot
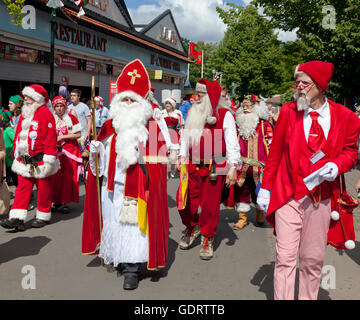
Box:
[31,219,49,228]
[1,218,25,231]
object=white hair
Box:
[109,92,153,170]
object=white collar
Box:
[305,98,329,118]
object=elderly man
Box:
[176,78,241,260]
[82,59,169,290]
[1,85,59,230]
[224,94,273,230]
[257,61,360,300]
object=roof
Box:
[140,9,187,55]
[33,0,192,63]
[114,0,133,28]
[265,95,282,104]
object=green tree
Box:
[253,0,360,108]
[211,3,285,99]
[3,0,25,26]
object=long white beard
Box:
[22,100,42,119]
[183,94,213,146]
[294,90,311,111]
[109,95,153,170]
[236,110,260,140]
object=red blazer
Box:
[262,100,360,229]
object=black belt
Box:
[20,153,44,167]
[167,125,177,130]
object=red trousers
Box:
[178,169,225,238]
[12,175,54,214]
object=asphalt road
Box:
[1,169,360,300]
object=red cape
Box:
[81,120,169,270]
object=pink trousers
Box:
[274,195,331,300]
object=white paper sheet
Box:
[303,167,326,191]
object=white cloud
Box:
[128,0,228,43]
[128,0,297,43]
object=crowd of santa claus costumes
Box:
[1,58,360,299]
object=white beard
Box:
[294,90,311,111]
[17,100,42,156]
[183,94,213,146]
[109,94,153,170]
[236,109,260,140]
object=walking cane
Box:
[90,76,104,266]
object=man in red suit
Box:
[1,85,59,230]
[82,59,169,290]
[257,61,360,299]
[224,94,273,229]
[176,79,241,260]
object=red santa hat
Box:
[22,84,52,108]
[294,60,334,92]
[94,96,104,107]
[195,78,221,124]
[164,97,177,109]
[52,96,67,107]
[115,59,150,103]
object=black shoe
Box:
[28,203,35,211]
[31,219,49,228]
[61,206,70,214]
[1,218,25,231]
[123,274,139,290]
[51,203,62,213]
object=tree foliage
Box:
[253,0,360,106]
[209,4,285,99]
[2,0,25,26]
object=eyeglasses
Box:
[291,80,314,90]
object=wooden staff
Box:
[90,76,104,267]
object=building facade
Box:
[0,0,191,107]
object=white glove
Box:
[90,140,102,154]
[318,162,338,182]
[89,141,105,177]
[257,188,271,212]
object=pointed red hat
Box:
[195,78,221,116]
[295,60,334,92]
[116,59,151,99]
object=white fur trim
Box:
[22,86,45,104]
[43,154,56,164]
[196,82,207,93]
[71,123,82,134]
[9,209,27,221]
[12,158,60,178]
[112,91,145,105]
[36,210,51,222]
[345,240,355,250]
[235,202,251,213]
[330,211,340,221]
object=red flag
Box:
[189,42,198,57]
[196,51,203,64]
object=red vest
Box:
[189,108,228,163]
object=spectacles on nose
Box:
[292,80,314,90]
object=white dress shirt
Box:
[303,98,331,142]
[179,111,241,165]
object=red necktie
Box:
[308,112,325,153]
